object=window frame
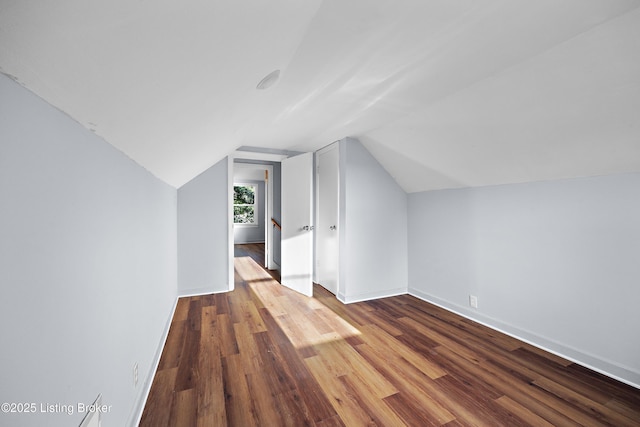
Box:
[233,182,259,227]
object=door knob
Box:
[329,225,337,230]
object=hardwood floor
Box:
[140,244,640,426]
[233,243,280,282]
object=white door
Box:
[281,152,314,297]
[316,145,339,295]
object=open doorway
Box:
[230,154,283,287]
[228,148,315,297]
[232,162,274,264]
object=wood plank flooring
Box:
[140,244,640,426]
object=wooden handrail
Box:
[271,218,281,230]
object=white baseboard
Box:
[179,286,230,297]
[339,287,408,304]
[408,288,640,390]
[128,297,178,427]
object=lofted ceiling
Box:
[1,0,639,191]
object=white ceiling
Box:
[1,0,639,191]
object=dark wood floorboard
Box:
[140,244,640,426]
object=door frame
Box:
[232,162,274,267]
[227,151,288,290]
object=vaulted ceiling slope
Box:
[1,0,639,191]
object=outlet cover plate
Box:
[469,295,478,309]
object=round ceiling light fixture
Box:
[256,69,280,90]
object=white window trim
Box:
[233,182,259,227]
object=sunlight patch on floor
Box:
[236,254,361,349]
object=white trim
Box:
[265,165,275,270]
[233,182,259,226]
[234,151,288,162]
[234,223,259,228]
[234,239,267,244]
[338,287,408,304]
[408,287,640,390]
[230,155,277,275]
[129,297,179,427]
[178,287,229,298]
[227,156,234,291]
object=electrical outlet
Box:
[133,362,139,387]
[469,295,478,309]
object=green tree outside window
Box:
[234,185,256,224]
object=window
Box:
[234,184,257,225]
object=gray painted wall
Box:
[408,173,640,387]
[338,138,408,302]
[177,158,229,295]
[233,180,266,244]
[0,73,178,426]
